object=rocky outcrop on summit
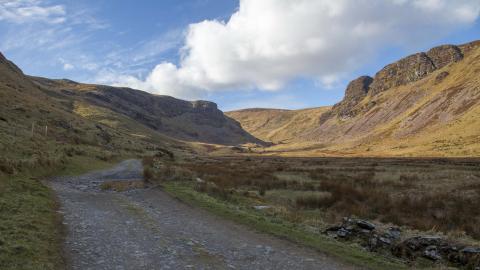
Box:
[333,42,477,115]
[333,76,373,117]
[369,52,437,95]
[426,45,463,70]
[369,44,466,96]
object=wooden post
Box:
[45,125,48,137]
[31,122,35,137]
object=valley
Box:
[1,39,480,270]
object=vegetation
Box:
[144,155,480,268]
[0,154,119,270]
[163,181,406,270]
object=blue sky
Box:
[1,0,479,111]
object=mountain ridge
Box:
[28,76,261,145]
[227,40,480,157]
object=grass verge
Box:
[163,181,408,270]
[0,156,119,270]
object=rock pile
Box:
[325,217,480,268]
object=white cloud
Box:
[0,0,66,24]
[107,0,480,100]
[63,63,74,70]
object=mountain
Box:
[0,50,267,175]
[227,40,480,157]
[29,77,260,145]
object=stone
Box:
[336,228,351,238]
[423,246,442,261]
[356,220,376,231]
[404,236,443,251]
[461,247,480,254]
[378,237,392,246]
[385,227,401,240]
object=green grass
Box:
[0,155,119,270]
[0,174,62,270]
[163,181,408,270]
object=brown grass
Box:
[148,156,480,240]
[100,180,145,192]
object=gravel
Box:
[50,159,358,270]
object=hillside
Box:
[28,77,260,146]
[226,107,330,143]
[228,41,480,157]
[0,50,261,162]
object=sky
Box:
[1,0,479,111]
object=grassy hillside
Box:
[30,77,262,146]
[228,42,480,157]
[226,107,330,143]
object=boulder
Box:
[385,227,401,240]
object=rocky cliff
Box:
[332,41,477,118]
[228,40,480,157]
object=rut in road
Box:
[50,159,359,270]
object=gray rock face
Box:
[332,76,373,117]
[330,41,479,118]
[344,76,373,100]
[369,52,436,95]
[426,45,463,70]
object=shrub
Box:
[295,192,334,209]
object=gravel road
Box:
[50,159,358,270]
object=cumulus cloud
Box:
[103,0,480,99]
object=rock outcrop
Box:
[426,45,463,70]
[369,52,437,95]
[326,218,480,267]
[332,76,373,117]
[333,42,477,116]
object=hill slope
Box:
[226,107,330,143]
[228,41,480,157]
[29,77,260,146]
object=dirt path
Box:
[50,159,358,270]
